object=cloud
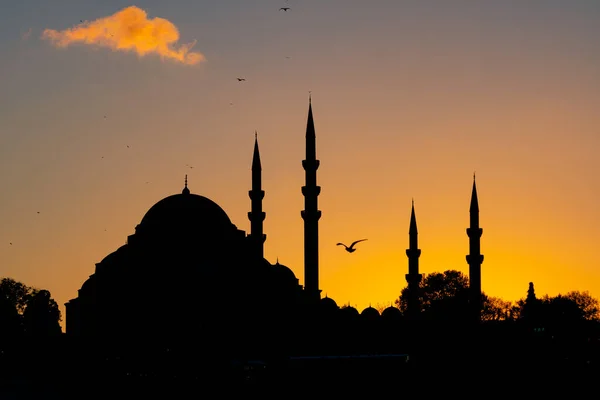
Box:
[41,6,204,66]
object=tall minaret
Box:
[248,132,266,260]
[301,95,322,301]
[405,199,422,318]
[466,174,484,321]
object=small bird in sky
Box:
[237,78,246,81]
[337,239,368,253]
[36,211,40,214]
[9,242,12,245]
[126,145,130,148]
[280,7,290,11]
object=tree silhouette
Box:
[0,278,62,338]
[563,291,599,321]
[23,290,62,337]
[396,270,470,321]
[0,291,22,338]
[481,294,513,321]
[540,294,585,325]
[0,277,36,315]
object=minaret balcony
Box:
[405,273,423,284]
[248,190,265,199]
[301,186,321,196]
[302,159,320,170]
[301,209,322,220]
[466,227,483,237]
[248,211,266,221]
[405,248,421,257]
[466,254,484,264]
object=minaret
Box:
[405,199,422,319]
[301,95,322,301]
[248,132,266,260]
[466,174,484,321]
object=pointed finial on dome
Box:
[309,90,312,104]
[473,171,476,181]
[182,174,190,195]
[276,257,279,265]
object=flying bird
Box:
[280,7,290,11]
[337,239,368,253]
[237,78,246,81]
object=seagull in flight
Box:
[280,7,290,11]
[237,78,246,81]
[337,239,368,253]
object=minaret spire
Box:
[466,175,484,322]
[301,95,321,302]
[405,199,422,319]
[248,132,266,259]
[182,174,190,195]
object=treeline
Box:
[0,277,62,339]
[390,269,600,324]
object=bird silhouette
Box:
[237,78,246,81]
[337,239,368,253]
[280,7,290,11]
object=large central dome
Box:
[138,185,233,233]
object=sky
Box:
[1,1,600,328]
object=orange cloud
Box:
[41,6,204,65]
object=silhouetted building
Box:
[405,199,422,319]
[65,170,302,354]
[466,174,484,321]
[63,97,489,359]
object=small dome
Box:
[381,306,402,320]
[339,306,359,318]
[320,295,339,311]
[361,306,380,319]
[272,261,298,285]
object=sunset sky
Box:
[2,1,600,328]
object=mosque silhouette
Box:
[64,97,484,360]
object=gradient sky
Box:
[2,1,600,327]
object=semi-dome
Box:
[138,184,233,233]
[272,260,298,285]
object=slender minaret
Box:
[301,95,322,301]
[466,173,484,321]
[405,199,422,319]
[248,132,266,260]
